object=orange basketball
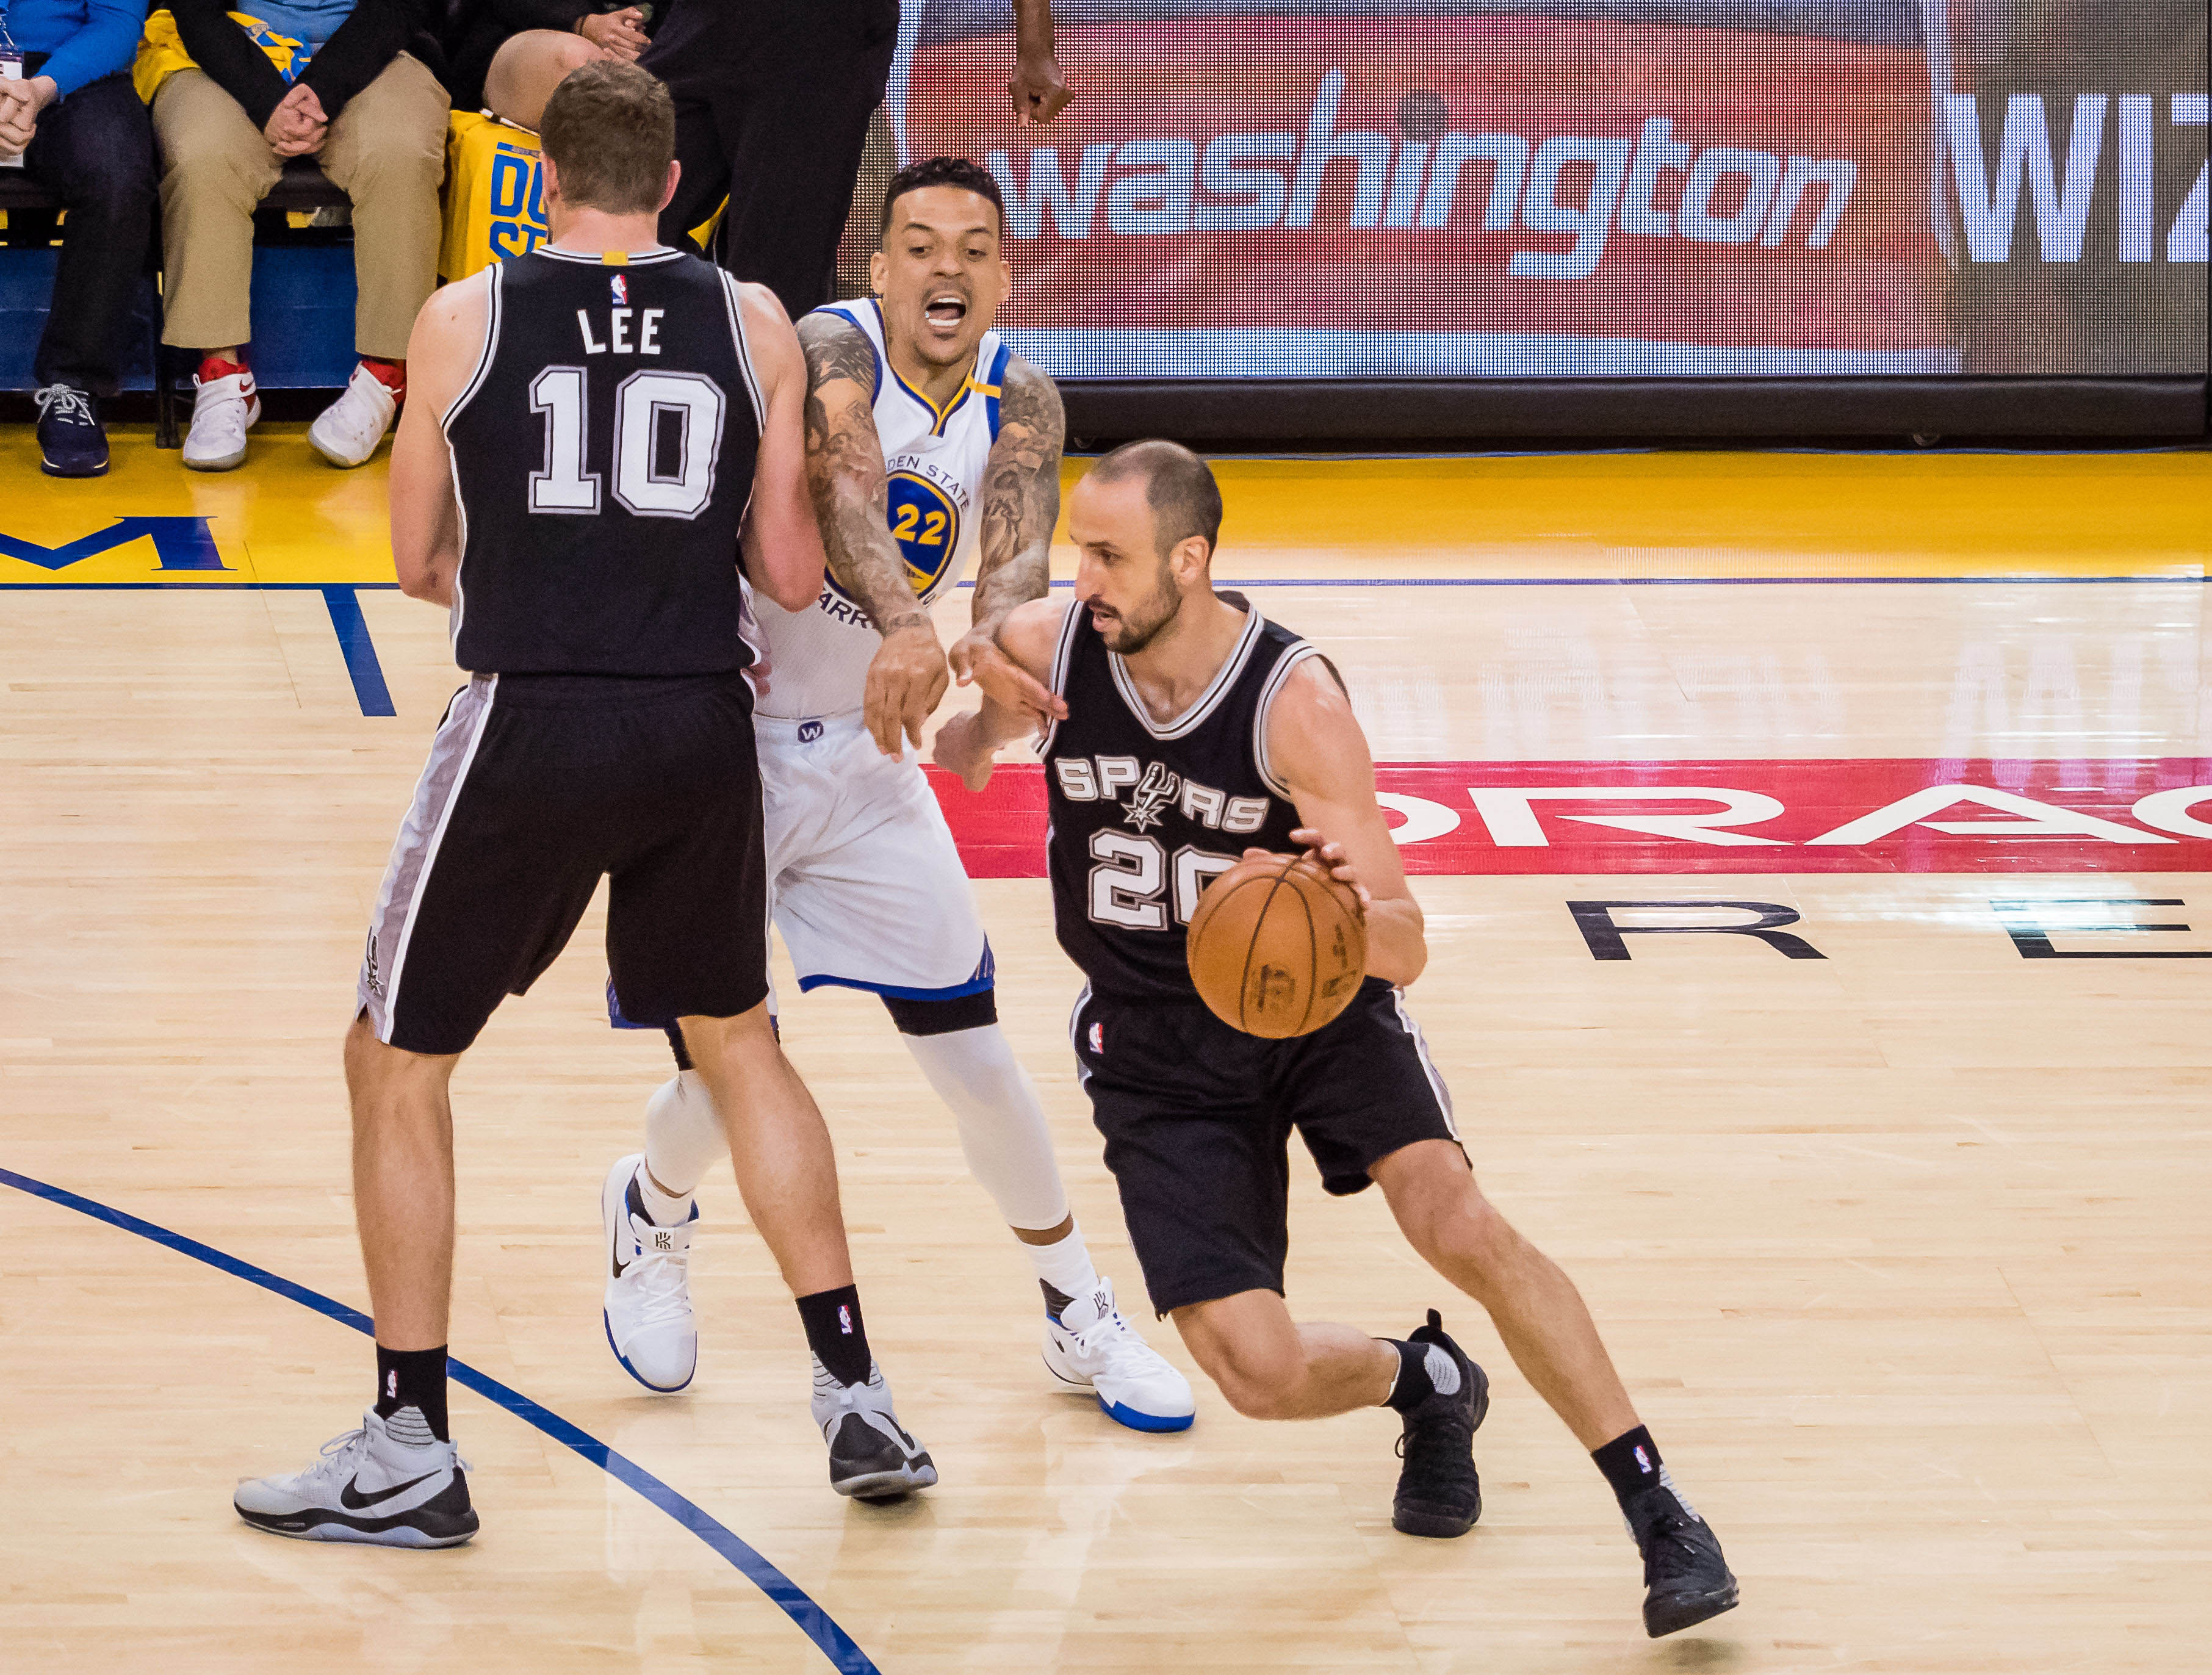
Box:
[1186,853,1367,1038]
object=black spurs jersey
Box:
[442,245,763,675]
[1042,595,1320,1004]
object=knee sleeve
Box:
[899,1022,1070,1233]
[643,1068,726,1198]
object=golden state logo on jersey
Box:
[887,470,961,593]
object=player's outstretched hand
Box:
[1245,831,1372,915]
[950,627,1067,726]
[865,621,950,757]
[931,710,998,793]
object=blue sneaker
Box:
[35,384,109,478]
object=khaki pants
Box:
[153,54,449,360]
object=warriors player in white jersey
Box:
[599,157,1191,1433]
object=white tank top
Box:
[748,300,1012,721]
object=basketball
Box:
[1185,852,1368,1038]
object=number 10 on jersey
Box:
[528,366,726,519]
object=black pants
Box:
[644,0,899,321]
[20,71,157,397]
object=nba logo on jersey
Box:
[610,273,628,306]
[1088,1021,1105,1055]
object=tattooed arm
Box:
[798,310,949,755]
[948,353,1068,727]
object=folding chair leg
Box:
[154,342,179,449]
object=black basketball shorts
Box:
[357,672,769,1056]
[1070,976,1468,1317]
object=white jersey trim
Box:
[1389,986,1459,1140]
[375,676,499,1043]
[717,270,768,431]
[1038,596,1086,758]
[533,243,686,266]
[1252,642,1324,800]
[1108,602,1265,742]
[441,262,504,657]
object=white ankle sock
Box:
[1027,1224,1101,1313]
[642,1068,723,1201]
[634,1158,693,1227]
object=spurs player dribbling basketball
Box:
[935,440,1741,1637]
[599,157,1191,1433]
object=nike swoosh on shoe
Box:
[339,1470,441,1510]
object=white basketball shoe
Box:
[309,362,400,468]
[601,1153,699,1392]
[1043,1277,1196,1433]
[812,1356,938,1499]
[181,368,259,471]
[233,1409,477,1547]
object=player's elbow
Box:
[760,564,821,614]
[394,556,444,603]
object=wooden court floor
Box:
[4,433,2210,1673]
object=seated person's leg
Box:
[311,52,451,469]
[22,72,157,475]
[483,29,602,131]
[150,68,281,472]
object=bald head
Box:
[1085,439,1222,563]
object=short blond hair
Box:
[539,60,674,215]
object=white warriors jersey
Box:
[747,299,1013,721]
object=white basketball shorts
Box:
[608,708,991,1029]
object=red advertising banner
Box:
[903,9,1950,373]
[929,758,2212,876]
[887,2,2205,378]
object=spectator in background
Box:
[153,0,449,471]
[642,0,1070,322]
[0,0,156,477]
[444,0,644,130]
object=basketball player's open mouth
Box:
[924,295,968,325]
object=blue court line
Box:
[0,1165,882,1675]
[321,586,396,717]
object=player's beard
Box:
[1095,566,1183,654]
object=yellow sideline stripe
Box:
[5,428,2207,588]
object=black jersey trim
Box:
[717,271,768,431]
[441,262,505,658]
[1252,641,1324,799]
[1107,601,1264,741]
[531,244,687,266]
[1038,596,1086,757]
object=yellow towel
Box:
[134,10,309,105]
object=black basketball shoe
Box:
[1390,1309,1490,1538]
[1624,1482,1739,1637]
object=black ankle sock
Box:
[374,1344,450,1443]
[1381,1338,1436,1414]
[796,1284,872,1387]
[1592,1424,1664,1510]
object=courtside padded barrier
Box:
[1056,376,2210,445]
